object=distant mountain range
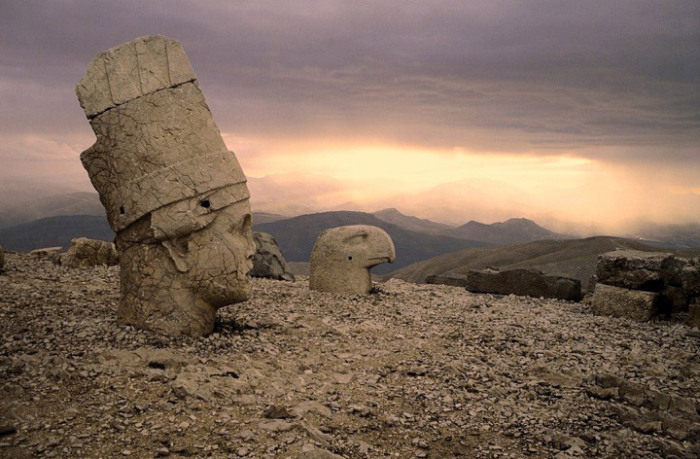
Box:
[1,190,699,266]
[0,191,105,229]
[373,208,566,245]
[254,211,489,274]
[388,236,700,289]
[0,215,114,252]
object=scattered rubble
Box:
[1,252,698,458]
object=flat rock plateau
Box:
[1,252,698,458]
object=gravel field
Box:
[1,252,698,458]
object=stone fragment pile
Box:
[591,250,700,327]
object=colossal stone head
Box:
[76,35,254,337]
[309,225,396,294]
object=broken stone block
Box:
[250,232,295,281]
[462,268,582,301]
[680,258,700,297]
[61,237,119,269]
[310,225,395,295]
[662,285,688,314]
[29,246,63,264]
[689,301,700,329]
[425,274,469,287]
[76,35,254,337]
[591,284,661,322]
[596,250,674,291]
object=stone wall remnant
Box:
[591,250,700,325]
[76,35,254,337]
[251,232,295,281]
[591,284,661,322]
[310,225,395,294]
[462,268,582,301]
[596,250,674,291]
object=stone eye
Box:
[348,256,353,261]
[200,199,211,209]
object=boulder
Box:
[250,232,294,281]
[591,284,661,322]
[462,268,582,301]
[29,246,63,264]
[61,237,119,268]
[310,225,395,295]
[596,250,675,292]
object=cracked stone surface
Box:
[76,35,253,337]
[1,252,699,458]
[60,238,119,269]
[310,225,396,295]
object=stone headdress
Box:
[76,35,249,237]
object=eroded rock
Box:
[60,237,118,269]
[462,268,582,301]
[591,284,661,322]
[76,35,253,337]
[596,250,674,291]
[251,232,294,281]
[310,225,395,294]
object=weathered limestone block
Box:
[462,268,583,301]
[29,246,63,264]
[310,225,395,295]
[76,36,254,337]
[591,284,661,322]
[680,258,700,297]
[688,299,700,329]
[251,232,295,281]
[425,274,469,287]
[61,237,119,268]
[596,250,674,291]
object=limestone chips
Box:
[310,225,395,294]
[76,36,254,337]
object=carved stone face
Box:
[185,204,253,307]
[155,187,254,308]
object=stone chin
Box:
[193,275,251,308]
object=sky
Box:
[1,0,699,233]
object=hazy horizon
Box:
[1,1,698,234]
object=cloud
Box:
[0,0,698,229]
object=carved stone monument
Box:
[309,225,395,294]
[76,35,254,337]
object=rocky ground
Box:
[1,252,699,459]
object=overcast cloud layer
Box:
[1,1,699,227]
